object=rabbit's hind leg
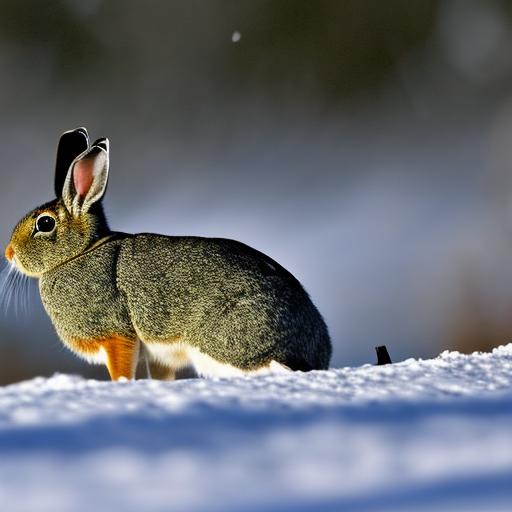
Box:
[141,340,198,381]
[144,360,198,380]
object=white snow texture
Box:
[1,345,512,512]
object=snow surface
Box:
[1,345,512,512]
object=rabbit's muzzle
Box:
[5,243,14,262]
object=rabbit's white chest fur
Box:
[143,341,290,378]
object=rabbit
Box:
[4,127,332,380]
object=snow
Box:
[1,345,512,512]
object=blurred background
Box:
[1,0,512,383]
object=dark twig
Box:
[375,345,392,365]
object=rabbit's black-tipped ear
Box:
[54,127,89,197]
[62,138,109,216]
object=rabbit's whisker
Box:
[0,260,30,317]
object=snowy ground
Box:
[0,346,511,512]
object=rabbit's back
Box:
[117,234,331,370]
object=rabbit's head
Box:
[5,128,111,277]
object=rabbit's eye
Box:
[36,215,56,233]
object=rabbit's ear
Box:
[54,127,89,197]
[61,138,109,216]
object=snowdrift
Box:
[0,345,511,511]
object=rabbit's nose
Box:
[5,243,14,262]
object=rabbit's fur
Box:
[5,128,331,380]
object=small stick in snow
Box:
[375,345,392,365]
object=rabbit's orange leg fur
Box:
[99,336,139,381]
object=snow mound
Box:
[1,345,512,512]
